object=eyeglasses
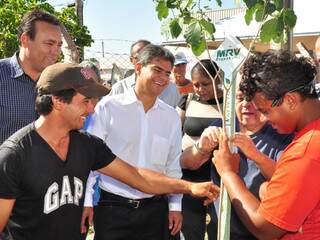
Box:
[271,85,306,107]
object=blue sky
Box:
[47,0,239,56]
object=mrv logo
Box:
[216,48,241,60]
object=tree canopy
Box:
[155,0,297,55]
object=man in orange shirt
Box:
[172,52,194,95]
[213,50,320,239]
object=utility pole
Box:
[75,0,84,60]
[101,40,105,58]
[283,0,293,51]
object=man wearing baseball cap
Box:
[172,52,194,95]
[0,63,219,240]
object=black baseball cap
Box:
[37,63,109,98]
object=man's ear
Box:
[20,33,30,48]
[130,56,136,65]
[135,63,143,76]
[52,96,64,111]
[284,92,299,111]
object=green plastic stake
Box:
[212,36,248,240]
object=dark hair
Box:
[191,59,220,79]
[137,44,174,67]
[239,50,317,102]
[35,89,76,115]
[130,39,151,57]
[18,9,61,43]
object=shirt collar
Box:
[122,87,138,105]
[10,52,25,78]
[127,74,136,87]
[122,87,164,110]
[294,117,320,139]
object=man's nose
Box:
[51,44,61,56]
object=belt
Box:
[98,189,166,209]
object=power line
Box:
[84,48,130,56]
[94,38,134,43]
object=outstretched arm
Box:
[0,198,15,232]
[98,158,219,204]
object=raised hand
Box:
[198,126,222,152]
[231,133,259,160]
[213,132,240,176]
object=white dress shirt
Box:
[109,74,181,107]
[84,88,183,211]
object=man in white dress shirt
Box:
[109,39,181,107]
[81,44,183,240]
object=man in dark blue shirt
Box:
[0,9,63,144]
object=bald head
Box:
[130,40,151,65]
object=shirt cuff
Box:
[168,194,182,211]
[83,172,98,207]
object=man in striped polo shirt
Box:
[0,9,62,144]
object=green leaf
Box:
[215,0,222,7]
[184,19,202,45]
[272,31,284,43]
[167,0,178,8]
[199,18,215,35]
[156,0,169,20]
[283,8,297,29]
[191,37,206,56]
[255,4,265,22]
[260,18,277,43]
[184,19,207,55]
[243,0,259,9]
[183,13,193,24]
[275,14,284,33]
[244,7,254,25]
[169,18,182,38]
[181,0,193,10]
[274,0,283,10]
[265,2,276,15]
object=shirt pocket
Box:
[150,135,170,166]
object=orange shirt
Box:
[258,118,320,239]
[176,82,194,95]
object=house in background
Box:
[162,1,320,53]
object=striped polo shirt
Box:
[0,53,38,144]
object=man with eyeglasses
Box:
[212,50,320,239]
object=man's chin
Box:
[274,127,292,134]
[153,85,167,96]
